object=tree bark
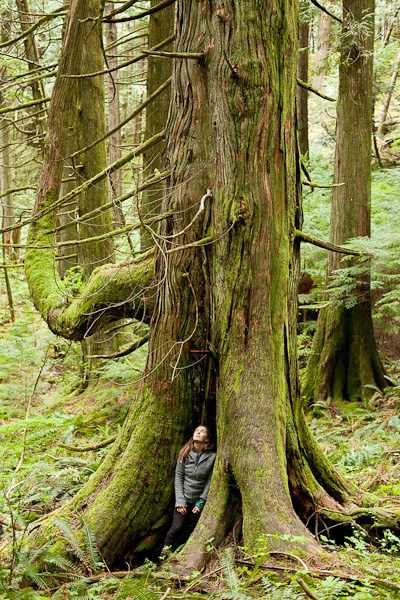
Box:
[377,47,400,137]
[15,0,47,139]
[105,2,125,228]
[140,0,174,250]
[302,0,386,405]
[297,19,310,157]
[312,7,333,91]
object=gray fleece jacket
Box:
[174,449,216,508]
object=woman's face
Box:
[193,426,209,443]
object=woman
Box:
[161,425,216,555]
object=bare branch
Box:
[296,78,335,102]
[0,6,67,49]
[104,0,176,23]
[310,0,342,23]
[64,34,175,79]
[295,229,370,256]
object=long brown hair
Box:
[178,426,214,462]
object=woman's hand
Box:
[192,506,201,514]
[177,506,187,515]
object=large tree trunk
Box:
[28,0,394,571]
[302,0,386,405]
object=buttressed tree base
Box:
[25,0,400,569]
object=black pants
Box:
[164,503,200,549]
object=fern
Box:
[81,516,101,569]
[53,517,90,569]
[219,547,253,600]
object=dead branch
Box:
[296,78,335,101]
[104,0,176,23]
[64,33,175,79]
[310,0,342,23]
[59,435,117,452]
[87,333,149,359]
[295,229,370,257]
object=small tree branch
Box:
[141,50,203,60]
[64,34,175,79]
[295,229,370,256]
[302,180,345,189]
[59,435,117,452]
[104,0,176,23]
[0,130,166,237]
[65,77,171,161]
[310,0,342,23]
[0,96,50,115]
[87,333,149,359]
[0,6,67,49]
[296,78,335,102]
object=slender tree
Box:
[302,0,386,405]
[141,0,174,250]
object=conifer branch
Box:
[296,78,335,102]
[302,180,345,189]
[50,170,171,234]
[141,50,204,60]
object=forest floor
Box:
[1,280,400,599]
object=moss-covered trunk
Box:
[302,0,386,405]
[30,0,384,570]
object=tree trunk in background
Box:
[29,0,366,570]
[140,0,174,250]
[377,47,400,137]
[312,7,333,91]
[16,0,47,139]
[76,1,115,378]
[297,19,310,157]
[302,0,386,405]
[105,2,125,228]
